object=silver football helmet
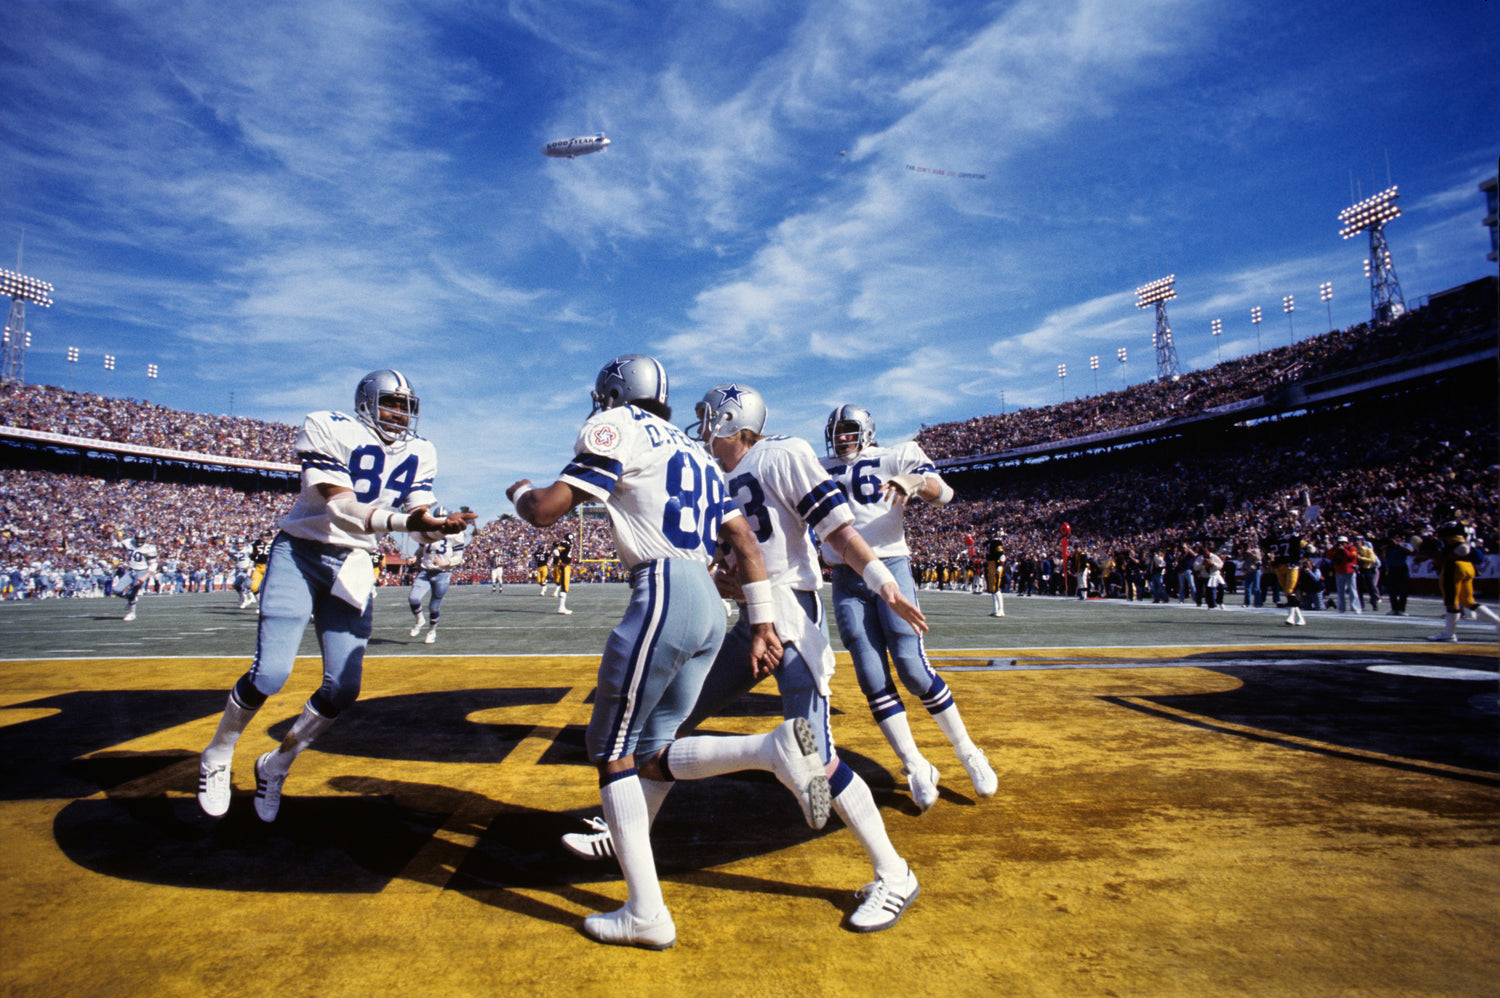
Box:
[591,354,669,414]
[695,383,767,440]
[825,403,876,459]
[355,369,419,443]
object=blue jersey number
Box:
[849,459,883,505]
[728,472,775,543]
[662,450,726,555]
[349,446,421,504]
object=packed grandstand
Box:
[1,276,1493,601]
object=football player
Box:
[228,537,256,609]
[820,403,997,810]
[489,554,505,593]
[1263,515,1307,626]
[551,537,574,614]
[1425,505,1499,642]
[408,510,468,644]
[533,543,552,595]
[564,384,928,935]
[249,530,272,595]
[508,355,807,951]
[984,529,1007,616]
[113,527,158,622]
[196,369,474,823]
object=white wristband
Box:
[327,492,414,535]
[742,579,774,625]
[511,484,533,504]
[932,481,954,505]
[370,507,417,533]
[862,559,896,592]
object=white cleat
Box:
[424,627,437,644]
[902,760,940,813]
[849,865,920,933]
[557,606,573,615]
[197,758,231,817]
[583,904,676,950]
[253,752,286,823]
[959,748,998,798]
[122,609,136,622]
[409,612,426,637]
[770,718,831,830]
[562,816,617,861]
[1426,632,1458,643]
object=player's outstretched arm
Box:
[718,515,783,678]
[823,522,928,634]
[507,479,587,528]
[320,484,476,536]
[881,472,953,507]
[411,507,477,535]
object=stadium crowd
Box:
[904,393,1496,603]
[0,381,298,462]
[915,280,1493,460]
[0,468,290,597]
[3,278,1494,604]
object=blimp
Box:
[542,132,611,159]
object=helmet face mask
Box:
[825,404,875,459]
[356,370,419,443]
[694,383,767,443]
[592,354,668,414]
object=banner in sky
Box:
[906,164,987,180]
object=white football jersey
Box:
[120,539,159,576]
[725,435,854,590]
[231,545,254,571]
[419,534,467,570]
[819,441,940,564]
[559,405,740,571]
[278,410,438,553]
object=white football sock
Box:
[260,701,335,777]
[641,777,674,826]
[832,771,905,882]
[665,732,775,779]
[876,713,926,772]
[931,704,977,759]
[600,773,664,917]
[202,692,258,768]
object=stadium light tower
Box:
[1135,275,1181,381]
[1116,346,1127,386]
[1089,354,1099,394]
[1283,295,1295,345]
[1251,306,1262,351]
[1211,318,1222,363]
[1,266,54,385]
[1320,282,1333,332]
[1057,363,1067,399]
[1339,185,1406,324]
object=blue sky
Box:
[2,0,1495,520]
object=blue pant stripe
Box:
[607,562,665,760]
